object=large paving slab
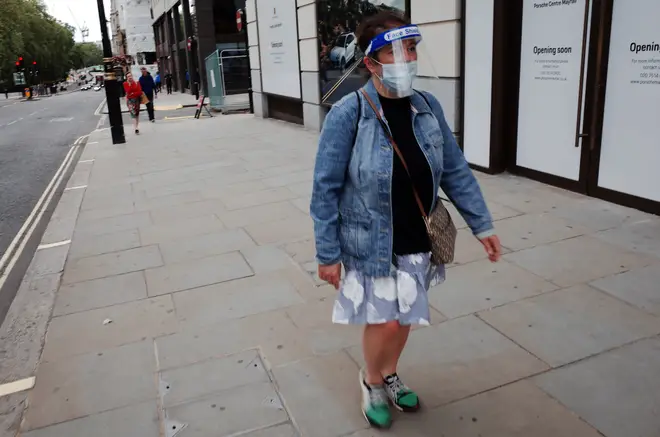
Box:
[173,273,303,329]
[156,309,313,370]
[42,295,178,361]
[73,211,152,237]
[145,251,253,296]
[272,352,365,437]
[160,350,270,408]
[503,235,657,287]
[490,212,590,251]
[548,197,654,231]
[534,337,660,437]
[430,259,558,318]
[138,214,226,245]
[244,214,315,246]
[53,271,148,316]
[62,245,163,284]
[346,316,549,408]
[479,285,660,367]
[24,341,157,431]
[216,200,306,229]
[68,228,141,259]
[590,265,660,316]
[594,218,660,260]
[22,401,160,437]
[158,228,255,264]
[164,382,289,437]
[345,380,602,437]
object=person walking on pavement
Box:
[123,73,143,135]
[165,73,173,94]
[310,11,502,430]
[139,67,156,123]
[155,71,162,94]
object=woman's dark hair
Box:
[356,10,411,60]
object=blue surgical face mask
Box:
[375,60,418,97]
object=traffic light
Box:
[17,57,24,69]
[32,61,37,65]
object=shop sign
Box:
[256,0,301,99]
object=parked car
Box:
[93,85,102,91]
[329,32,358,72]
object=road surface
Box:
[0,90,104,322]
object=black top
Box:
[379,95,434,256]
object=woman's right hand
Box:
[318,263,342,289]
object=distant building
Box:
[110,0,157,77]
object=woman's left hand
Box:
[479,235,502,262]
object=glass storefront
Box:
[317,0,408,106]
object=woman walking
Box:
[123,73,143,135]
[310,11,501,429]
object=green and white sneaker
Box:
[384,373,420,412]
[359,369,392,429]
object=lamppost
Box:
[96,0,125,144]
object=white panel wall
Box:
[417,22,461,78]
[462,0,494,168]
[297,4,316,40]
[299,39,319,72]
[412,0,462,134]
[412,0,461,24]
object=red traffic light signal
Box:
[16,61,20,66]
[33,61,37,65]
[19,57,23,61]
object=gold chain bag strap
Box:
[360,89,457,264]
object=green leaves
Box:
[0,0,94,86]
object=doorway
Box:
[509,0,660,214]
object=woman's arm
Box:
[310,94,359,265]
[422,92,494,238]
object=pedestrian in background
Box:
[123,73,143,135]
[139,67,156,123]
[155,71,162,94]
[165,73,173,94]
[310,11,501,429]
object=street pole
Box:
[97,0,125,144]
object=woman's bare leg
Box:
[363,322,400,384]
[380,324,411,377]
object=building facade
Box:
[110,0,158,77]
[246,0,659,214]
[150,0,247,96]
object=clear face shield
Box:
[365,24,437,98]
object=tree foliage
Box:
[0,0,99,88]
[70,43,104,70]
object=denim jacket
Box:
[310,80,494,277]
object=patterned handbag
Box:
[360,89,457,264]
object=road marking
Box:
[50,117,74,123]
[0,144,78,287]
[79,159,95,163]
[0,377,36,397]
[94,98,107,116]
[64,185,87,191]
[87,141,99,145]
[95,114,106,129]
[7,118,23,126]
[164,115,194,120]
[37,240,71,251]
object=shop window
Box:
[317,0,409,106]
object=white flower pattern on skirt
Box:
[332,252,445,326]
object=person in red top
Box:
[123,73,143,134]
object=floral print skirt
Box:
[332,253,445,326]
[127,98,141,119]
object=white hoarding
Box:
[256,0,301,99]
[597,0,660,201]
[516,0,587,180]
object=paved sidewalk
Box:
[102,92,200,114]
[2,114,660,437]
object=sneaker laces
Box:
[385,375,409,400]
[368,385,389,407]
